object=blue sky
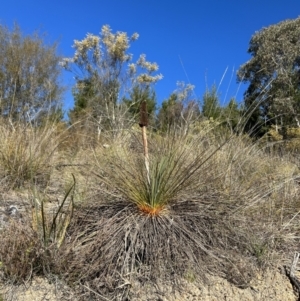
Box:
[1,0,300,113]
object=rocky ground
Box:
[0,268,298,301]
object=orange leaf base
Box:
[138,204,164,216]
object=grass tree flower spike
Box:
[139,100,150,186]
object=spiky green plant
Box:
[96,132,228,215]
[31,175,76,248]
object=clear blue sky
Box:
[1,0,300,113]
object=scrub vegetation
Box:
[1,18,300,300]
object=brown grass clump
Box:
[0,222,45,283]
[0,120,63,189]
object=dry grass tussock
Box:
[0,121,300,300]
[0,120,66,190]
[0,221,47,283]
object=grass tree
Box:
[64,116,257,299]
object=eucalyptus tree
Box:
[237,17,300,135]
